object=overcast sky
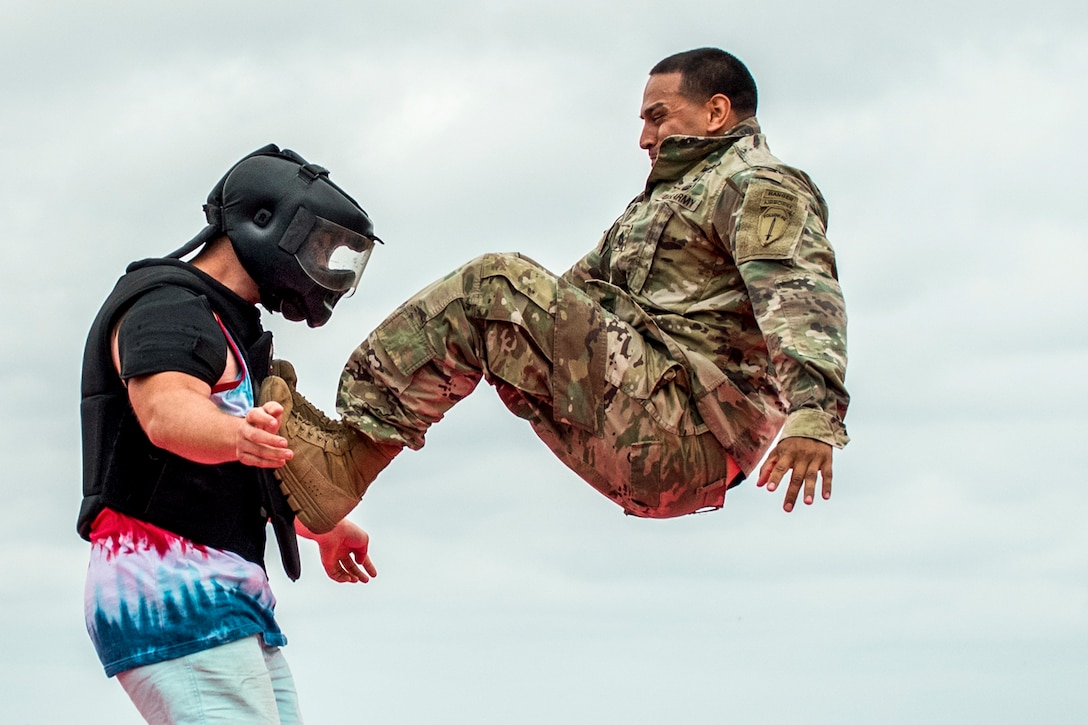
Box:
[2,1,1086,723]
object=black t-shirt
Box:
[115,286,229,387]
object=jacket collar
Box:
[646,117,762,186]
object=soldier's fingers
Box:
[756,454,778,488]
[785,451,821,511]
[359,553,378,578]
[765,453,795,493]
[802,460,819,506]
[821,458,833,501]
[782,466,803,512]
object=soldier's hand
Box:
[756,437,833,512]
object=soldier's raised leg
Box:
[266,252,735,532]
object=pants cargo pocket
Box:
[624,434,729,519]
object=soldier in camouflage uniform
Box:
[266,47,849,533]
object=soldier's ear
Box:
[705,94,733,134]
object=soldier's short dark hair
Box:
[651,48,758,116]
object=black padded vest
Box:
[78,259,276,566]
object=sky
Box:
[2,1,1086,722]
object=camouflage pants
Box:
[337,253,735,518]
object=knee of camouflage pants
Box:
[337,253,602,447]
[336,252,730,517]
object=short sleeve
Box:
[115,287,227,386]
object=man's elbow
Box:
[137,407,176,451]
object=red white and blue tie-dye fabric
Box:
[84,510,286,676]
[85,327,284,677]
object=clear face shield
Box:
[293,216,376,296]
[276,208,379,326]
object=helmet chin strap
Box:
[166,225,220,260]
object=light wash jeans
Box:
[116,635,303,724]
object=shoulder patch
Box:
[734,182,807,264]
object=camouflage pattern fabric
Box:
[563,117,849,473]
[338,252,736,518]
[337,117,848,517]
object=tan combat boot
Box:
[258,361,396,534]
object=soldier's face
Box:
[639,72,713,163]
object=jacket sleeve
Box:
[560,233,611,291]
[714,168,850,447]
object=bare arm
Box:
[126,371,293,468]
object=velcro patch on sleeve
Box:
[734,182,807,264]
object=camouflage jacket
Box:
[562,118,849,475]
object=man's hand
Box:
[238,401,294,469]
[756,437,833,512]
[296,519,377,584]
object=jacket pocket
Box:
[609,204,674,295]
[626,204,674,295]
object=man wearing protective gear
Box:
[176,144,380,328]
[79,145,380,724]
[266,47,850,536]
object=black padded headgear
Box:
[173,144,380,327]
